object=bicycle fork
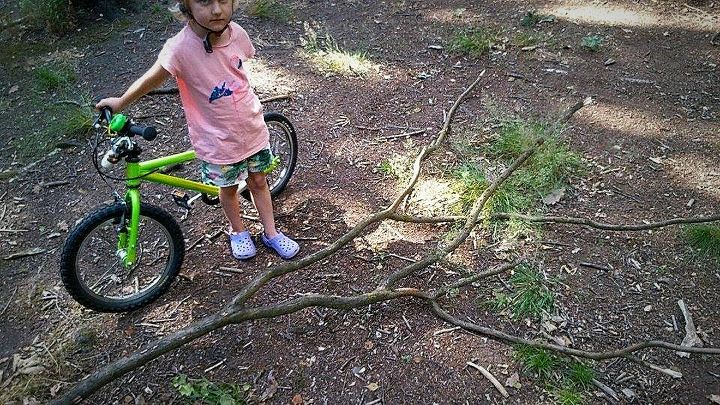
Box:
[115,194,141,268]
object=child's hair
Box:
[170,0,243,22]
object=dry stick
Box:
[0,287,18,317]
[624,354,682,379]
[429,302,720,360]
[53,289,426,404]
[0,16,29,32]
[491,212,720,231]
[388,212,720,232]
[591,378,620,404]
[466,361,509,398]
[434,261,522,298]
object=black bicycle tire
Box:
[60,202,185,312]
[241,112,298,201]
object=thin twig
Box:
[591,378,620,404]
[466,361,509,398]
[0,287,18,316]
[492,213,720,231]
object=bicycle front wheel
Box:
[60,202,185,312]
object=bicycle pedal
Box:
[171,191,193,210]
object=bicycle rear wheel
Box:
[60,202,184,312]
[241,112,298,200]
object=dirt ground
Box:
[1,0,719,403]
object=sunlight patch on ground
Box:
[297,49,382,78]
[542,4,719,31]
[666,153,720,200]
[359,221,430,252]
[408,178,459,217]
[244,58,299,96]
[424,7,483,24]
[575,101,667,140]
[573,101,720,200]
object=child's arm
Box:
[96,60,171,113]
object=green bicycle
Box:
[60,108,298,312]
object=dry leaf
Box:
[291,394,304,405]
[9,85,19,94]
[505,372,521,389]
[366,382,380,392]
[649,157,663,164]
[542,188,565,205]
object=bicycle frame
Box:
[120,149,219,266]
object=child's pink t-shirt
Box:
[158,22,269,165]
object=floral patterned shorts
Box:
[200,147,275,188]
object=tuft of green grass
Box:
[490,264,555,319]
[552,384,585,405]
[300,22,377,76]
[567,361,594,387]
[513,31,541,47]
[12,103,93,160]
[520,10,555,27]
[513,346,595,405]
[447,117,581,238]
[514,345,560,378]
[580,35,603,52]
[449,28,498,57]
[684,224,720,258]
[172,374,250,405]
[486,120,582,213]
[20,0,75,33]
[150,2,175,23]
[451,163,489,212]
[378,153,414,182]
[35,63,76,90]
[247,0,293,22]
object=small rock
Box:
[644,305,653,312]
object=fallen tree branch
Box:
[54,288,427,404]
[388,212,720,231]
[430,302,720,360]
[490,212,720,231]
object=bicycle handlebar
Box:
[97,106,157,141]
[129,125,157,141]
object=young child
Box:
[97,0,299,260]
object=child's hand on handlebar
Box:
[96,97,125,114]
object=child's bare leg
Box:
[246,172,278,238]
[219,185,246,233]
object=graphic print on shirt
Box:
[209,82,233,103]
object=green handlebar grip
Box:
[109,114,128,133]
